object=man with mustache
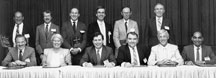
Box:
[148,29,183,66]
[35,10,60,65]
[182,31,216,65]
[2,35,37,67]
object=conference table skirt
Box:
[0,66,216,78]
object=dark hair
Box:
[127,32,138,38]
[96,6,106,12]
[43,10,52,16]
[93,32,104,40]
[121,6,132,12]
[15,34,27,42]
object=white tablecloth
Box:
[0,65,216,78]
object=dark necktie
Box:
[45,24,49,39]
[19,50,22,61]
[125,22,128,33]
[96,49,101,65]
[72,22,76,33]
[196,47,200,61]
[16,24,20,35]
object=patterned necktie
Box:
[96,49,101,65]
[16,24,20,35]
[132,47,138,65]
[125,22,128,33]
[196,47,200,61]
[72,22,76,33]
[157,18,162,30]
[19,50,22,61]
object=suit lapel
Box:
[190,45,195,62]
[101,46,106,61]
[67,21,75,35]
[125,45,131,61]
[201,45,206,60]
[91,47,98,64]
[13,48,19,60]
[152,18,157,34]
[22,47,29,60]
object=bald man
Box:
[182,31,216,65]
[113,7,139,57]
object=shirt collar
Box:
[44,22,51,26]
[156,16,163,20]
[70,19,78,23]
[123,19,129,23]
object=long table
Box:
[0,66,216,78]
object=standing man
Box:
[35,10,60,65]
[147,3,175,47]
[2,35,37,67]
[117,32,147,67]
[182,31,216,65]
[113,7,139,57]
[80,32,116,67]
[9,11,34,47]
[87,6,114,50]
[61,8,87,65]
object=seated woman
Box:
[147,29,183,66]
[42,34,71,67]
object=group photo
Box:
[0,0,216,78]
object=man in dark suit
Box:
[182,31,216,65]
[87,6,114,50]
[147,3,175,47]
[80,32,116,67]
[117,32,148,67]
[35,10,60,65]
[2,35,37,67]
[61,8,87,65]
[8,11,34,47]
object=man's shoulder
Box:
[115,19,124,23]
[129,19,137,23]
[25,46,35,51]
[183,45,193,49]
[51,23,59,27]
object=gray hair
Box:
[51,34,63,43]
[157,29,169,38]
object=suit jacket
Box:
[61,20,87,65]
[147,17,175,47]
[87,21,114,49]
[80,46,116,65]
[113,19,139,48]
[2,46,37,66]
[8,23,35,47]
[35,23,60,54]
[181,45,216,64]
[116,45,147,65]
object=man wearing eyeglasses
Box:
[181,31,216,65]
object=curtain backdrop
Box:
[0,0,216,63]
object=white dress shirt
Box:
[156,16,163,31]
[148,43,184,65]
[97,20,107,45]
[70,19,78,28]
[129,46,140,66]
[194,45,202,61]
[13,23,24,47]
[44,22,51,31]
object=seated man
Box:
[80,32,116,67]
[182,31,216,65]
[117,32,148,67]
[2,35,37,67]
[148,29,183,66]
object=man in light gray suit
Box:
[2,35,37,67]
[113,7,139,57]
[35,10,60,65]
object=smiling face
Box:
[121,7,132,20]
[43,12,52,24]
[70,8,80,21]
[192,32,203,47]
[127,34,138,48]
[16,36,26,50]
[52,37,62,48]
[93,35,103,49]
[14,12,24,24]
[96,8,106,21]
[154,4,165,17]
[157,30,169,46]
